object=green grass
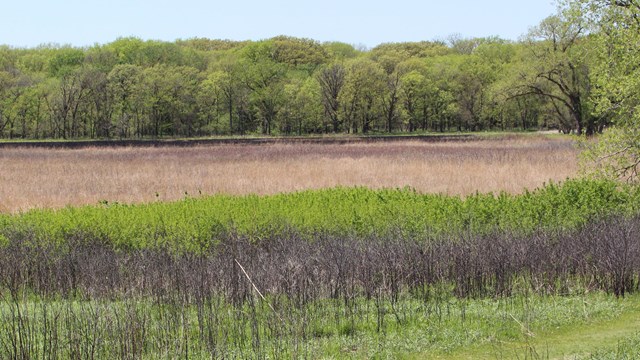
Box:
[439,294,640,359]
[583,332,640,359]
[312,293,635,359]
[0,292,635,359]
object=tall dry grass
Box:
[0,135,578,212]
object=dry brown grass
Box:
[0,135,579,212]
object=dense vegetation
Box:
[2,1,638,179]
[1,204,639,358]
[2,0,640,357]
[0,179,638,251]
[0,10,603,139]
[574,0,640,181]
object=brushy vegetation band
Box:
[1,214,639,358]
[1,179,640,358]
[1,179,638,251]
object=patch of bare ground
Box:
[0,135,578,212]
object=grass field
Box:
[0,134,577,212]
[2,133,639,359]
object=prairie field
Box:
[5,134,640,359]
[0,135,578,212]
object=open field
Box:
[0,134,578,212]
[2,133,640,358]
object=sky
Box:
[1,0,558,48]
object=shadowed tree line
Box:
[0,12,606,140]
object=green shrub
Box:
[0,179,637,251]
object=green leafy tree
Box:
[239,41,288,134]
[107,64,143,137]
[0,71,23,138]
[572,0,640,180]
[338,58,386,133]
[176,38,247,52]
[455,55,491,131]
[270,36,329,72]
[399,68,427,132]
[85,44,118,73]
[322,42,360,60]
[316,63,345,132]
[141,65,201,137]
[371,53,408,133]
[206,54,245,134]
[44,67,92,138]
[47,47,85,77]
[78,65,110,138]
[491,44,545,130]
[198,70,226,134]
[415,56,460,132]
[1,34,607,139]
[279,76,323,134]
[511,11,598,135]
[372,41,452,58]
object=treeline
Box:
[0,16,604,139]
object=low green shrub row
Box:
[0,179,638,251]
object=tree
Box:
[198,70,225,134]
[270,36,329,72]
[205,54,245,134]
[456,55,492,131]
[1,35,601,139]
[278,76,323,135]
[316,63,345,132]
[573,0,640,180]
[322,42,360,60]
[107,64,143,137]
[374,57,407,133]
[371,41,451,58]
[80,65,111,138]
[44,67,91,138]
[239,41,288,135]
[511,13,597,135]
[141,64,201,137]
[399,69,426,132]
[338,58,386,133]
[47,47,85,77]
[414,56,459,132]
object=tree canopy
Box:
[0,23,618,139]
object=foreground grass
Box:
[1,292,635,359]
[583,332,640,359]
[304,293,639,359]
[314,293,639,359]
[0,178,638,358]
[441,296,640,359]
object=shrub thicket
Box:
[0,215,638,358]
[1,179,638,251]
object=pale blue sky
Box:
[2,1,558,48]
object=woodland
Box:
[0,11,605,139]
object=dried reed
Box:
[0,135,578,212]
